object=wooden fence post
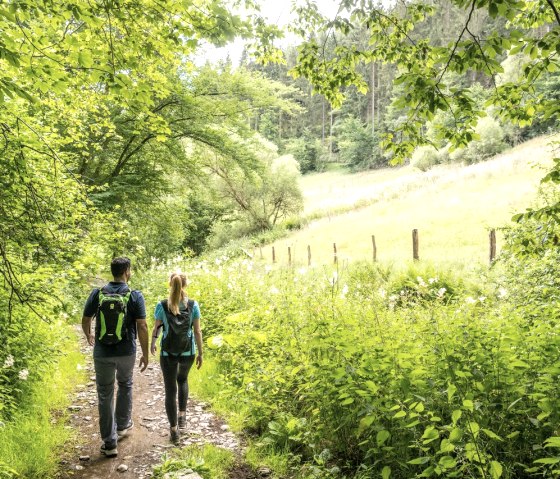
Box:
[412,229,419,261]
[333,242,338,264]
[272,246,276,263]
[288,246,292,266]
[307,245,311,266]
[489,229,496,264]
[372,235,377,262]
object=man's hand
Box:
[150,342,157,356]
[196,354,203,370]
[82,316,94,347]
[138,355,148,372]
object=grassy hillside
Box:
[269,135,558,267]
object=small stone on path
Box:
[79,455,90,461]
[117,464,128,473]
[258,467,272,477]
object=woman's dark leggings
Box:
[160,354,195,427]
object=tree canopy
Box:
[292,0,559,158]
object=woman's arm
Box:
[150,319,163,355]
[193,317,203,369]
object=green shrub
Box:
[410,146,441,171]
[334,117,386,171]
[286,137,327,174]
[450,117,506,164]
[140,256,560,478]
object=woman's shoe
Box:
[178,415,187,430]
[170,428,180,444]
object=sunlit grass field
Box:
[269,135,559,268]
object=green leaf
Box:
[452,409,462,424]
[490,461,503,479]
[534,458,560,465]
[482,429,503,441]
[439,455,457,469]
[377,430,391,446]
[545,437,560,448]
[78,51,93,68]
[381,466,391,479]
[449,427,463,442]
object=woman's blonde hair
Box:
[168,272,187,315]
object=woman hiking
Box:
[150,272,203,443]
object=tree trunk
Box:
[371,62,376,136]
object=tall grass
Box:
[152,444,235,479]
[0,338,84,478]
[277,135,557,267]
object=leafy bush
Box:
[410,146,441,171]
[334,117,385,171]
[450,117,506,164]
[134,255,560,478]
[286,137,327,174]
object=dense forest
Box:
[1,0,559,477]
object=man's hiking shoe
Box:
[100,442,118,458]
[170,428,180,444]
[117,420,134,438]
[178,415,187,430]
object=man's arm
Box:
[81,316,94,346]
[137,319,149,372]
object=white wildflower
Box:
[215,258,221,266]
[498,287,508,298]
[18,369,29,381]
[3,355,14,368]
[437,287,447,298]
[227,282,233,290]
[465,296,477,305]
[329,272,338,286]
[270,286,280,295]
[210,335,224,348]
[340,284,349,299]
[246,262,253,272]
[478,296,486,303]
[378,288,387,299]
[428,277,438,285]
[417,276,427,287]
[298,267,307,275]
[76,364,84,371]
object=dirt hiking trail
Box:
[60,330,250,479]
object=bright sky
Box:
[198,0,342,65]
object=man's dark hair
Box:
[111,257,131,278]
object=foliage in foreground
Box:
[0,336,83,478]
[152,444,235,479]
[138,248,560,478]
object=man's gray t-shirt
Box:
[83,281,146,358]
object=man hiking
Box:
[81,257,149,458]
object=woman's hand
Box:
[196,354,203,369]
[150,340,157,356]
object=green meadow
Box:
[269,135,558,267]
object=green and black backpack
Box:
[97,285,131,345]
[161,299,194,355]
